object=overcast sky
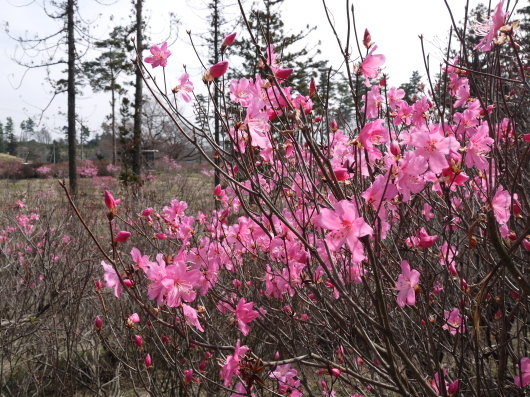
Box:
[0,0,519,139]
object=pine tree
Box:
[5,118,17,156]
[399,71,423,103]
[0,121,5,153]
[83,26,134,165]
[231,0,327,95]
[6,0,84,193]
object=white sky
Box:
[0,0,519,138]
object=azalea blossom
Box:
[443,308,467,335]
[515,357,530,387]
[394,260,420,308]
[172,73,194,103]
[234,297,259,336]
[101,261,122,298]
[316,200,373,262]
[144,42,171,68]
[473,0,508,52]
[182,303,204,332]
[361,45,385,86]
[220,339,249,387]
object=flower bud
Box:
[309,77,317,97]
[123,279,133,288]
[331,119,338,132]
[198,360,207,372]
[104,190,120,210]
[390,141,401,157]
[275,68,294,80]
[363,29,373,48]
[115,231,131,243]
[95,279,103,291]
[144,353,152,368]
[204,61,229,82]
[94,316,103,331]
[184,369,193,383]
[141,207,153,216]
[134,335,144,347]
[222,32,236,47]
[330,368,341,377]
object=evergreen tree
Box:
[231,0,327,95]
[5,117,17,156]
[0,121,4,153]
[20,118,36,142]
[399,71,423,103]
[83,26,134,165]
[6,0,84,193]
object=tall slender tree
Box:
[132,0,144,179]
[83,26,134,165]
[231,0,327,94]
[0,121,4,153]
[5,0,85,194]
[5,117,17,156]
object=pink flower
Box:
[220,339,249,387]
[492,185,511,225]
[101,261,122,298]
[115,231,131,243]
[234,297,259,336]
[131,247,151,270]
[316,200,373,262]
[515,357,530,387]
[172,73,194,103]
[406,228,438,249]
[474,0,508,52]
[361,45,385,86]
[144,42,171,68]
[271,363,298,384]
[182,303,204,332]
[394,260,420,308]
[104,190,120,210]
[160,261,201,307]
[442,308,467,335]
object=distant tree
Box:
[231,0,327,94]
[0,121,4,153]
[49,140,61,163]
[5,118,17,156]
[132,0,144,180]
[83,26,134,165]
[20,118,36,142]
[399,70,423,103]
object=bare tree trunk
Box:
[213,0,220,188]
[67,0,77,195]
[132,0,143,178]
[111,81,116,166]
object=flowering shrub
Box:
[71,1,530,395]
[78,159,99,178]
